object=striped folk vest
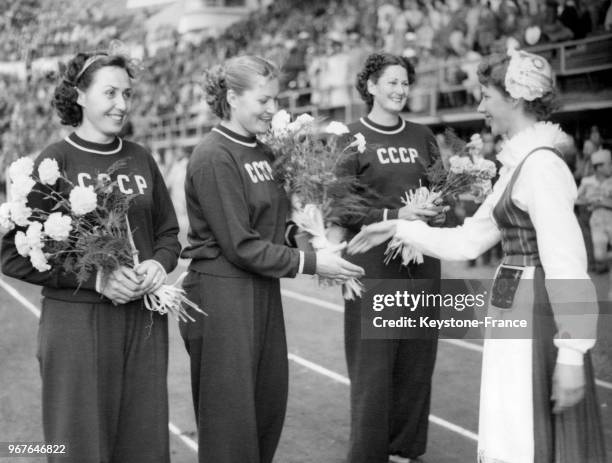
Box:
[492,147,564,267]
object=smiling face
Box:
[227,75,279,136]
[477,84,515,136]
[368,64,410,116]
[77,66,132,141]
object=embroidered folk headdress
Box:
[504,48,553,101]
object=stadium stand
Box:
[1,0,611,170]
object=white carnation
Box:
[474,158,497,178]
[467,133,484,157]
[8,157,34,182]
[324,121,350,136]
[349,133,366,153]
[287,113,315,133]
[0,202,13,231]
[294,113,315,126]
[26,221,45,250]
[271,109,291,135]
[29,247,51,272]
[15,231,30,257]
[69,186,98,216]
[9,201,32,227]
[10,176,36,201]
[449,156,473,174]
[38,158,61,185]
[44,212,72,241]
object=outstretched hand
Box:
[315,246,365,281]
[347,220,399,255]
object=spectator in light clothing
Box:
[577,149,612,277]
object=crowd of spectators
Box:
[1,0,611,275]
[2,0,612,174]
[134,0,612,122]
[1,0,139,61]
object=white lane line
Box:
[288,352,478,442]
[0,277,198,453]
[168,422,198,452]
[288,353,350,385]
[596,379,612,390]
[428,416,479,442]
[0,278,41,317]
[281,290,612,392]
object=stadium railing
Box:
[142,33,612,151]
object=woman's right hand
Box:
[347,220,399,255]
[551,362,586,414]
[315,247,365,280]
[99,266,144,305]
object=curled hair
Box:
[355,53,416,110]
[202,55,279,120]
[477,53,557,121]
[53,52,136,127]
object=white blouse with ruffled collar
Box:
[393,122,597,365]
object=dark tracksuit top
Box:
[181,124,316,277]
[341,115,441,278]
[340,116,441,463]
[179,124,316,463]
[1,132,181,300]
[0,133,180,463]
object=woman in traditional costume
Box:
[348,49,606,463]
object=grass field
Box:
[1,260,610,462]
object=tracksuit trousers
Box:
[37,297,170,463]
[344,279,439,463]
[179,271,288,463]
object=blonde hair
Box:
[203,55,279,119]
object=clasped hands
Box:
[98,259,166,305]
[398,201,449,224]
[347,202,448,256]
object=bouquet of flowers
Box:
[385,131,497,266]
[0,156,204,322]
[263,110,375,299]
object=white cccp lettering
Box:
[376,147,419,164]
[245,164,258,183]
[253,162,266,182]
[134,175,147,194]
[377,148,390,164]
[117,175,133,194]
[77,172,148,195]
[244,161,273,183]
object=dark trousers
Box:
[344,290,438,463]
[38,298,169,463]
[180,271,288,463]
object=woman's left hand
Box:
[134,260,167,295]
[428,204,450,226]
[551,362,585,414]
[347,220,399,255]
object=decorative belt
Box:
[502,254,541,267]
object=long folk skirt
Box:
[477,263,606,463]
